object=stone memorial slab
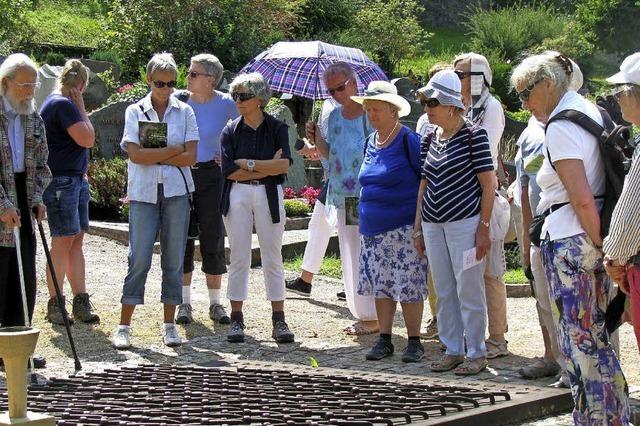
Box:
[88,101,128,159]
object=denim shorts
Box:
[43,175,90,237]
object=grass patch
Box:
[396,26,467,76]
[25,3,104,48]
[284,254,342,278]
[504,268,527,284]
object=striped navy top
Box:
[420,123,494,223]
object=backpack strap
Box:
[138,104,152,121]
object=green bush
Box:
[466,4,567,62]
[107,82,149,105]
[339,0,429,74]
[291,0,356,42]
[24,4,104,48]
[43,51,66,66]
[506,109,532,123]
[284,199,311,217]
[90,50,122,67]
[87,158,128,219]
[0,0,31,55]
[575,0,640,55]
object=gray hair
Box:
[146,52,178,79]
[0,53,38,96]
[510,51,573,93]
[323,61,356,82]
[191,53,224,86]
[229,72,271,107]
[615,84,640,105]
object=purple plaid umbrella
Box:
[240,41,388,100]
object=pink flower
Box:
[119,195,129,205]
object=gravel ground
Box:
[2,229,639,424]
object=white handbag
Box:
[490,191,511,242]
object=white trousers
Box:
[223,184,285,302]
[531,244,566,368]
[423,216,487,359]
[336,208,377,321]
[301,200,336,274]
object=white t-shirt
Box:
[537,91,605,240]
[477,96,505,168]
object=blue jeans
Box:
[43,175,90,237]
[122,185,189,305]
[422,215,487,359]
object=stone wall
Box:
[419,0,489,28]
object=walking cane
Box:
[33,212,82,371]
[12,226,37,383]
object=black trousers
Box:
[183,162,227,275]
[0,173,37,326]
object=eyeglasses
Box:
[188,71,214,79]
[232,92,255,102]
[152,80,177,89]
[420,98,440,108]
[517,78,544,102]
[328,79,351,96]
[454,70,471,80]
[14,81,39,89]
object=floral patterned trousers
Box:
[541,233,630,425]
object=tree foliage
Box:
[291,0,356,42]
[574,0,640,54]
[339,0,428,74]
[0,0,31,55]
[103,0,301,78]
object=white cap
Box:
[607,52,640,85]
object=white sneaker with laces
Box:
[112,325,132,349]
[162,323,182,347]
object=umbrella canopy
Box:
[240,41,388,100]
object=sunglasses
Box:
[454,70,471,80]
[188,71,213,79]
[517,78,544,102]
[420,98,440,108]
[232,92,256,102]
[152,80,177,89]
[328,79,351,96]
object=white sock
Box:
[182,286,191,305]
[209,288,221,306]
[163,322,175,329]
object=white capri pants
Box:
[301,200,336,273]
[223,183,286,302]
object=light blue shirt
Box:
[121,93,199,204]
[186,91,238,162]
[3,97,25,172]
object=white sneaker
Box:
[162,323,182,347]
[112,325,131,349]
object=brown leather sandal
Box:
[454,357,488,376]
[430,354,465,372]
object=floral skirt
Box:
[358,225,428,303]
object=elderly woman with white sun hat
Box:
[353,80,429,363]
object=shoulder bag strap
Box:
[401,131,420,180]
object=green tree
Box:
[340,0,428,74]
[291,0,356,42]
[102,0,300,78]
[574,0,640,54]
[0,0,31,55]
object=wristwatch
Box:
[246,159,256,173]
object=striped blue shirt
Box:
[420,123,493,223]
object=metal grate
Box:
[1,364,511,425]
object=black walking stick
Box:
[33,211,81,371]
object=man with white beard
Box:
[0,54,51,367]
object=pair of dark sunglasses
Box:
[188,71,213,79]
[232,92,255,102]
[517,78,544,102]
[152,80,177,89]
[420,98,440,108]
[454,70,471,80]
[328,79,351,96]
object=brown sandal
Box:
[430,354,465,372]
[344,322,379,336]
[454,357,488,376]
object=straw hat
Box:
[351,80,411,117]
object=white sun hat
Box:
[607,52,640,86]
[417,70,465,109]
[351,80,411,117]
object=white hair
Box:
[510,51,573,93]
[0,53,38,96]
[146,52,178,78]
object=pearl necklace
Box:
[375,121,399,147]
